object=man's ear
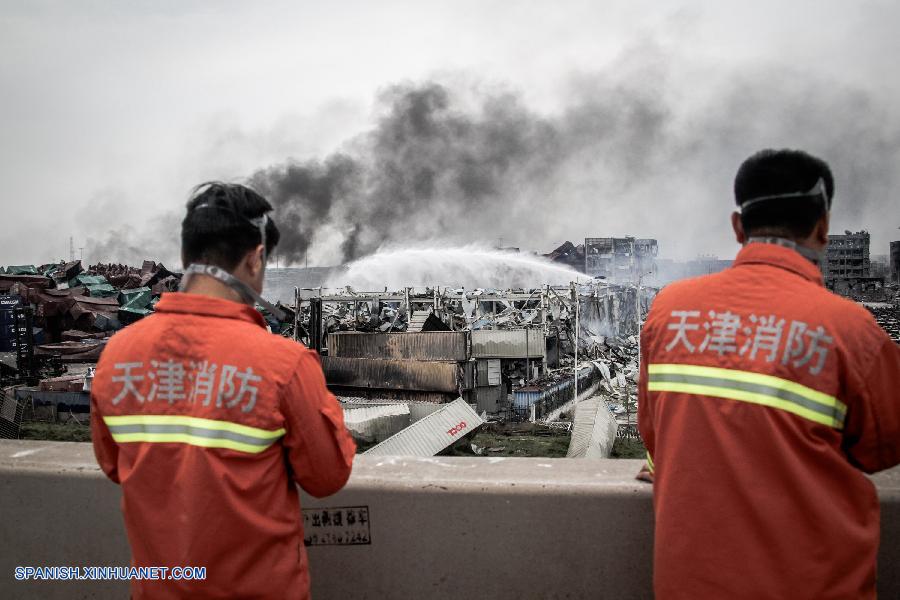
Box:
[813,212,830,248]
[244,244,265,278]
[731,211,746,244]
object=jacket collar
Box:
[154,292,267,328]
[732,242,825,286]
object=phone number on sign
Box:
[14,566,207,581]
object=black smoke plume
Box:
[249,64,900,265]
[87,46,900,266]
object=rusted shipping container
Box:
[322,356,464,393]
[326,331,468,361]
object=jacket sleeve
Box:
[280,350,356,497]
[843,337,900,474]
[90,390,120,484]
[637,326,655,474]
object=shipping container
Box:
[566,397,618,458]
[322,356,462,393]
[512,366,595,412]
[338,397,443,423]
[326,331,468,361]
[364,398,484,456]
[470,329,545,359]
[343,404,411,444]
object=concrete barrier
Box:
[1,440,899,599]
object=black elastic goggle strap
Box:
[179,263,286,321]
[739,178,829,214]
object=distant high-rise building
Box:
[891,241,900,284]
[824,230,870,282]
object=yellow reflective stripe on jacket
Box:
[647,363,846,429]
[102,415,285,454]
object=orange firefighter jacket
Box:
[638,242,900,599]
[91,292,356,599]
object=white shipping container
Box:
[364,398,484,456]
[343,404,411,444]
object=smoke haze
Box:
[247,56,900,266]
[9,3,898,267]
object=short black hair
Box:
[181,182,280,270]
[734,149,834,239]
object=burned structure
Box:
[293,283,655,425]
[584,237,658,282]
[824,230,891,300]
[825,230,871,281]
[3,255,657,457]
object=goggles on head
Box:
[740,177,829,214]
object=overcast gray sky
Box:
[1,0,898,266]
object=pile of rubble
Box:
[864,302,900,343]
[321,303,409,334]
[0,260,182,365]
[304,283,652,341]
[545,241,585,272]
[584,335,640,426]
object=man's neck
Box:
[181,274,246,304]
[744,236,823,266]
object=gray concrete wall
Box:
[1,440,899,599]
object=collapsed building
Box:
[288,282,654,453]
[292,282,656,454]
[824,230,889,300]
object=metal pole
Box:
[293,286,300,342]
[573,282,579,404]
[633,273,648,425]
[525,328,530,384]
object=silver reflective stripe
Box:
[648,365,846,429]
[649,372,846,423]
[106,423,276,448]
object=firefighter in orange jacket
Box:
[91,182,356,599]
[638,149,900,599]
